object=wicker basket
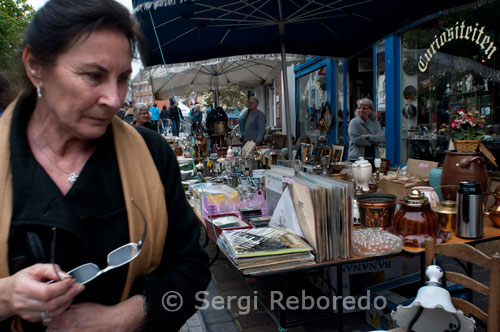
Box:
[454,140,479,152]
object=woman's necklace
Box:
[31,133,83,184]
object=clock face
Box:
[403,85,417,101]
[403,58,418,76]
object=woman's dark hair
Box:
[0,72,17,110]
[20,0,147,93]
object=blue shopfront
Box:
[294,1,500,168]
[294,39,401,166]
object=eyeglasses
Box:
[51,198,147,285]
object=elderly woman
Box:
[348,98,385,163]
[0,1,210,331]
[133,103,157,131]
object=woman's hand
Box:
[43,295,146,332]
[0,264,84,322]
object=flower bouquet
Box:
[440,109,486,152]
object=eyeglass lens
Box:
[68,243,140,284]
[108,243,139,266]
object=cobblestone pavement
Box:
[180,312,207,332]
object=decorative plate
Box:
[403,85,417,101]
[403,58,418,76]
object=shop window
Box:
[400,1,500,164]
[297,66,327,142]
[375,41,386,158]
[336,62,345,144]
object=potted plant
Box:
[439,109,486,152]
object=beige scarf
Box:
[0,97,168,331]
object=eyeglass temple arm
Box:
[130,198,147,249]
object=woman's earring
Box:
[37,86,42,99]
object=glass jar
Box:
[392,189,440,246]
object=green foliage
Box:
[0,0,35,83]
[202,85,249,110]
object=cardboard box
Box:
[321,257,403,313]
[365,272,466,330]
[379,159,439,200]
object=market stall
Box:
[167,130,500,331]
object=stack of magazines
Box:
[217,226,315,274]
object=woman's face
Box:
[358,104,372,121]
[36,28,132,139]
[135,109,149,126]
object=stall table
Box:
[194,204,500,331]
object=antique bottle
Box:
[392,189,440,246]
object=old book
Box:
[218,226,313,259]
[239,254,316,274]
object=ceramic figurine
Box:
[465,73,473,92]
[352,157,372,192]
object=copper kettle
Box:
[485,185,500,228]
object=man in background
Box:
[149,103,160,132]
[160,104,169,134]
[168,98,184,136]
[243,96,266,145]
[191,104,203,135]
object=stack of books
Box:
[218,226,315,274]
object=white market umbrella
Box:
[144,54,304,104]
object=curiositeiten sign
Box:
[418,21,497,72]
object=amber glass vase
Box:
[392,189,440,245]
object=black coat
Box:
[3,93,210,332]
[168,106,183,121]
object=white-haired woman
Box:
[348,98,385,164]
[133,103,156,131]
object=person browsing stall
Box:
[160,104,169,134]
[191,104,203,135]
[0,1,210,331]
[133,103,157,131]
[168,98,183,137]
[348,98,385,164]
[243,96,266,145]
[148,103,160,132]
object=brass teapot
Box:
[485,185,500,228]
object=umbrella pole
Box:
[279,32,293,161]
[215,75,220,107]
[278,0,293,161]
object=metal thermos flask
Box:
[456,181,483,238]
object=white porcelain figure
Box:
[391,265,475,332]
[352,157,372,192]
[352,199,361,224]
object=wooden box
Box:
[379,159,439,200]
